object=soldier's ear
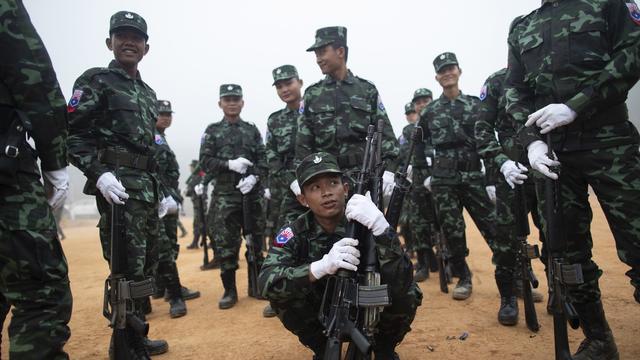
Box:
[296,193,308,207]
[343,182,349,195]
[106,37,113,51]
[218,100,223,109]
[143,43,150,56]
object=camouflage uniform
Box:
[505,0,640,355]
[0,2,72,357]
[185,161,206,246]
[199,84,267,292]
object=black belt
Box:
[434,157,481,172]
[215,172,240,184]
[98,148,155,171]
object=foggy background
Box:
[22,0,639,215]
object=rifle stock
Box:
[242,190,260,298]
[385,127,421,230]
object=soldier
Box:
[153,100,200,318]
[418,52,503,302]
[475,68,544,326]
[505,1,640,357]
[185,160,206,249]
[0,0,72,357]
[259,152,421,360]
[67,10,167,357]
[396,102,418,258]
[294,26,399,196]
[199,84,268,309]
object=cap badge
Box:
[163,101,169,106]
[276,69,282,74]
[227,85,233,90]
[313,155,322,164]
[440,54,446,60]
[125,13,134,19]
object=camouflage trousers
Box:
[154,214,181,293]
[271,282,422,357]
[408,168,437,251]
[264,184,283,240]
[0,227,72,359]
[211,190,265,273]
[534,144,640,304]
[190,195,205,241]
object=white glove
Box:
[527,140,560,179]
[500,160,529,189]
[406,165,413,183]
[426,157,433,167]
[345,194,390,236]
[480,159,486,175]
[263,188,271,200]
[525,104,577,134]
[382,170,395,197]
[194,183,205,196]
[96,172,128,205]
[309,238,360,279]
[289,179,301,196]
[423,176,432,192]
[158,197,168,218]
[165,196,178,215]
[228,157,253,174]
[236,174,258,194]
[485,185,496,204]
[43,167,69,209]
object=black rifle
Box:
[545,133,583,359]
[103,184,154,359]
[197,192,212,270]
[385,127,421,230]
[513,178,540,332]
[242,188,260,298]
[430,189,452,293]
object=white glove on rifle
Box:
[309,238,360,280]
[500,160,528,189]
[228,157,253,174]
[526,104,577,135]
[96,172,128,205]
[165,196,179,215]
[194,183,205,196]
[157,196,177,218]
[423,176,432,193]
[289,179,301,196]
[345,194,390,236]
[43,167,69,209]
[236,175,258,194]
[485,185,496,204]
[382,170,395,197]
[263,188,271,200]
[527,140,560,179]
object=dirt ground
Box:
[2,198,639,359]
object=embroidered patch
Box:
[201,133,207,145]
[154,134,164,145]
[377,95,385,111]
[628,3,640,25]
[298,100,305,114]
[67,89,83,113]
[398,135,407,145]
[479,84,488,101]
[274,227,294,247]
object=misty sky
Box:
[22,0,639,204]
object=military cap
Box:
[404,102,416,114]
[412,88,433,102]
[157,100,173,113]
[272,65,299,85]
[306,26,347,52]
[219,84,243,98]
[190,159,198,167]
[110,11,148,40]
[433,52,459,73]
[296,152,342,187]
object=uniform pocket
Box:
[518,33,545,82]
[308,105,336,148]
[569,21,609,66]
[107,94,142,135]
[348,96,373,136]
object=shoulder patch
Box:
[628,2,640,25]
[398,134,407,145]
[200,132,207,145]
[67,89,83,113]
[377,95,385,111]
[154,134,164,145]
[298,100,305,114]
[479,84,488,101]
[274,226,295,247]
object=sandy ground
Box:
[2,198,639,359]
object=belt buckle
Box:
[4,145,19,158]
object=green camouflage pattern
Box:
[433,52,459,72]
[185,164,207,241]
[272,65,298,84]
[296,151,342,186]
[505,0,640,302]
[404,102,415,114]
[154,130,181,202]
[109,10,148,39]
[0,1,72,357]
[412,88,433,102]
[157,99,172,113]
[306,26,347,51]
[219,83,242,98]
[259,211,422,356]
[295,70,399,174]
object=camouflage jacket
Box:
[154,130,181,202]
[295,70,399,173]
[199,117,267,193]
[417,92,484,185]
[67,60,159,204]
[505,0,640,152]
[185,164,206,198]
[258,210,413,303]
[0,0,66,230]
[265,105,301,189]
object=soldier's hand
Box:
[43,167,69,209]
[289,179,301,196]
[310,237,360,280]
[500,160,528,189]
[165,196,179,215]
[526,104,577,134]
[263,188,271,200]
[236,175,257,194]
[345,194,390,236]
[527,140,560,179]
[485,185,497,204]
[382,170,395,196]
[423,176,432,192]
[158,197,169,218]
[96,172,128,205]
[228,157,253,174]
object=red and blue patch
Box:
[628,2,640,25]
[67,89,83,113]
[298,100,305,114]
[154,134,164,145]
[479,85,488,101]
[274,227,294,247]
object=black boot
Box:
[496,276,518,326]
[166,280,187,319]
[573,301,619,360]
[451,258,472,300]
[219,270,238,309]
[143,336,169,356]
[200,256,221,271]
[186,236,199,249]
[413,249,429,282]
[109,327,151,360]
[426,247,439,273]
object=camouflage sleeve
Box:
[393,125,412,172]
[475,76,510,182]
[199,126,228,173]
[564,0,640,118]
[251,124,267,179]
[294,91,314,168]
[0,0,67,171]
[67,73,110,181]
[264,117,278,186]
[375,228,414,297]
[258,237,312,301]
[372,89,400,166]
[416,110,433,177]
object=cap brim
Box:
[110,25,148,40]
[306,39,335,52]
[435,60,458,73]
[272,76,296,86]
[300,169,342,187]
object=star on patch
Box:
[154,134,164,145]
[274,227,294,247]
[479,85,488,101]
[67,89,83,113]
[628,3,640,25]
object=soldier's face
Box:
[435,65,461,89]
[106,29,149,67]
[314,45,344,75]
[156,113,172,130]
[218,96,244,117]
[298,174,348,221]
[413,97,432,114]
[405,112,418,124]
[275,78,303,104]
